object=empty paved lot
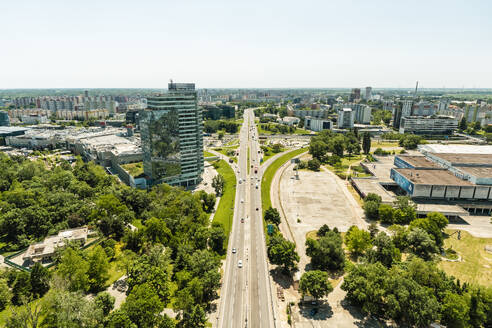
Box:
[278,166,364,273]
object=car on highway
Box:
[255,183,258,189]
[238,260,243,268]
[256,207,259,211]
[239,178,242,184]
[241,199,244,203]
[232,248,236,254]
[241,218,244,223]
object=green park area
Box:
[261,148,307,213]
[257,123,309,135]
[260,143,285,164]
[439,229,492,287]
[211,160,236,238]
[213,147,238,163]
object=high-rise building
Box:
[365,87,372,100]
[140,82,203,187]
[349,88,361,102]
[0,111,10,126]
[337,108,355,128]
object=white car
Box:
[241,199,244,203]
[239,178,242,184]
[238,260,243,268]
[232,248,236,254]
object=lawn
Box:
[260,145,285,164]
[213,147,238,163]
[204,151,215,158]
[120,162,144,177]
[371,141,400,149]
[325,155,364,179]
[438,229,492,287]
[212,160,237,238]
[261,148,308,213]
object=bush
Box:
[307,158,320,171]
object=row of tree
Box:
[203,120,239,134]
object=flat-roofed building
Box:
[305,116,333,132]
[399,115,458,135]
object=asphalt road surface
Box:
[217,109,274,328]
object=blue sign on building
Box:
[390,169,414,195]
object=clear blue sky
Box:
[1,0,491,89]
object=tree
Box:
[409,218,444,247]
[363,201,380,220]
[94,291,115,316]
[378,204,395,224]
[86,245,110,291]
[91,194,133,238]
[145,217,171,245]
[365,193,382,204]
[362,132,371,154]
[0,278,12,311]
[366,232,401,268]
[407,228,439,260]
[267,233,299,273]
[197,191,215,213]
[57,247,89,292]
[459,116,468,131]
[212,174,225,196]
[11,271,31,306]
[30,262,51,298]
[307,158,320,171]
[309,140,327,161]
[345,226,372,256]
[306,230,345,271]
[122,283,164,328]
[441,292,470,328]
[42,288,105,328]
[317,224,331,237]
[264,207,281,225]
[5,300,43,328]
[107,310,138,328]
[426,212,449,230]
[208,223,226,254]
[178,304,207,328]
[299,270,333,300]
[217,131,224,140]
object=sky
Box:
[1,0,491,89]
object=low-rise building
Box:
[22,227,89,265]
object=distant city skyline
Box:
[1,0,491,89]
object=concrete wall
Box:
[431,185,446,198]
[475,186,491,199]
[414,184,431,197]
[446,186,460,198]
[459,186,475,199]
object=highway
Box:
[217,109,274,328]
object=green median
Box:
[212,160,237,238]
[261,148,307,214]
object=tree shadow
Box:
[341,298,392,328]
[270,266,294,289]
[298,300,333,320]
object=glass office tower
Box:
[140,82,203,187]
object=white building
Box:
[337,108,355,128]
[305,116,333,132]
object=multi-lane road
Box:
[217,109,274,328]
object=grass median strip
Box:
[261,148,307,214]
[212,160,236,237]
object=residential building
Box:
[337,108,355,128]
[305,116,332,132]
[365,86,372,100]
[292,109,328,119]
[140,82,203,187]
[334,103,371,124]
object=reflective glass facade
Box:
[140,83,203,187]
